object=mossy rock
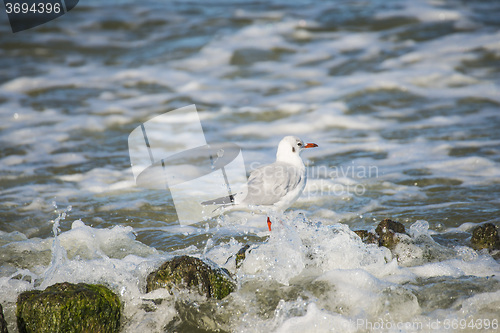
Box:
[355,219,407,249]
[0,303,8,333]
[16,282,120,333]
[235,244,251,268]
[471,223,500,251]
[375,218,407,249]
[146,256,236,300]
[354,230,378,245]
[375,218,406,235]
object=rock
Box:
[16,282,120,333]
[355,219,407,249]
[471,223,500,251]
[146,256,236,300]
[0,304,8,333]
[353,230,378,245]
[375,218,406,235]
[168,300,230,332]
[235,244,251,268]
[375,218,407,249]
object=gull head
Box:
[276,135,318,162]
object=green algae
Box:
[16,282,120,333]
[146,256,235,300]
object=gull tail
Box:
[201,193,237,206]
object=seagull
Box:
[202,136,318,231]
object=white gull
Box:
[203,135,318,230]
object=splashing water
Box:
[41,203,72,288]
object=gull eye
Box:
[297,142,302,147]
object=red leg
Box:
[267,216,272,231]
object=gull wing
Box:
[243,162,302,206]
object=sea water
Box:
[1,0,499,332]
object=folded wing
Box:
[243,162,302,206]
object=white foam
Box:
[275,303,356,333]
[426,156,500,186]
[409,255,500,278]
[58,167,137,194]
[376,0,464,23]
[237,225,306,286]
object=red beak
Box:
[304,143,318,148]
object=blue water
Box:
[1,0,499,332]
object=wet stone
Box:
[355,219,408,249]
[375,218,407,235]
[0,303,8,333]
[16,282,120,333]
[235,244,251,268]
[146,255,236,300]
[471,223,500,251]
[375,218,407,249]
[353,230,378,245]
